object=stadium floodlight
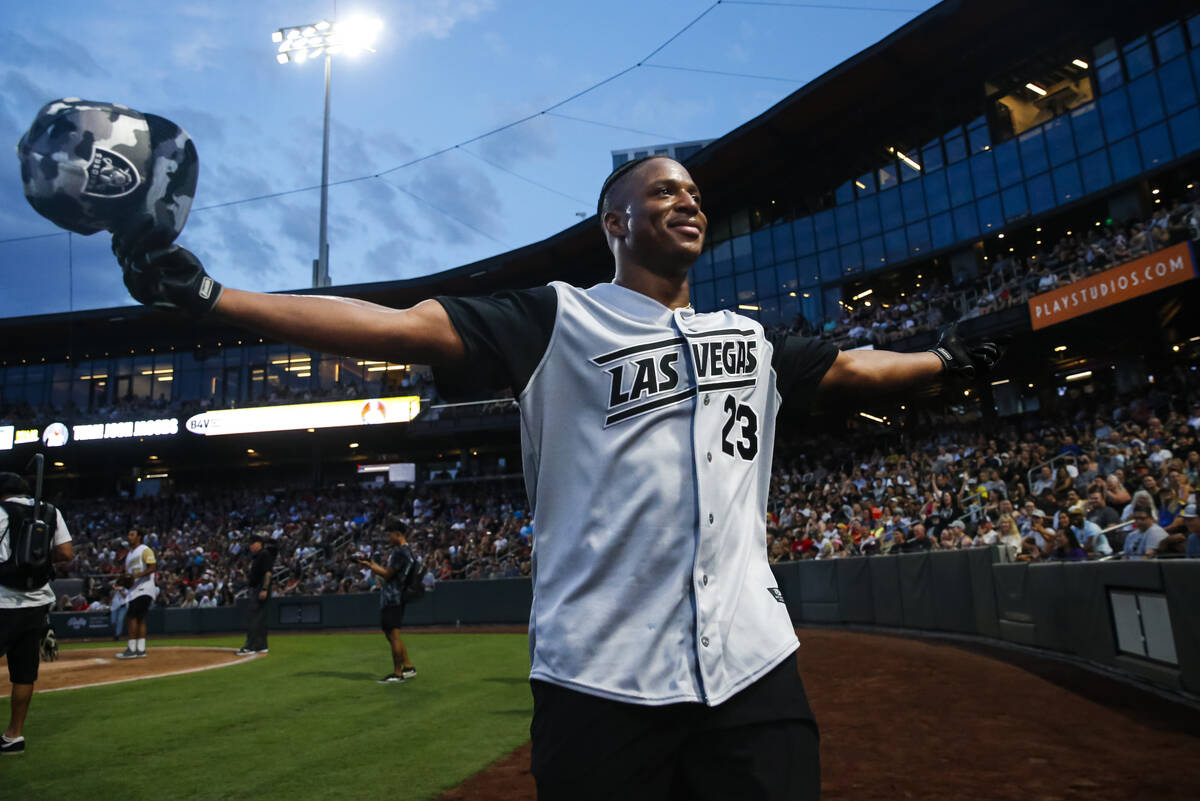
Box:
[1025,82,1047,96]
[271,15,384,288]
[1071,58,1089,69]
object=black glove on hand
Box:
[111,218,222,316]
[927,323,1004,379]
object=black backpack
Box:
[401,554,425,602]
[0,499,56,592]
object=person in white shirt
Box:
[0,472,74,755]
[116,529,158,659]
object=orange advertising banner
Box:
[1028,241,1197,330]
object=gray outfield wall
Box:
[52,550,1200,696]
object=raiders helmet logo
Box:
[84,148,140,198]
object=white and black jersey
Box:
[435,281,837,708]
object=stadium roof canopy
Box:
[2,0,1193,362]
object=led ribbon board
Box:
[185,395,421,436]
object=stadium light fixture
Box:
[271,15,384,288]
[1054,345,1067,352]
[1072,58,1089,69]
[895,150,921,171]
[1065,371,1093,382]
[1025,82,1047,96]
[859,412,885,423]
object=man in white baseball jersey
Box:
[116,529,157,659]
[113,155,1001,798]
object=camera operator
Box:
[0,472,73,756]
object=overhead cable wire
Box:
[456,147,591,206]
[0,231,68,245]
[544,112,683,142]
[377,177,510,247]
[721,1,922,11]
[643,63,806,83]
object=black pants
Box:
[0,604,51,685]
[243,593,269,651]
[531,657,820,801]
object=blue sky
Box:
[0,0,934,318]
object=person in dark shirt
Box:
[358,520,417,684]
[898,522,934,553]
[236,535,275,656]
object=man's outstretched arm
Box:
[112,222,466,366]
[818,324,1003,393]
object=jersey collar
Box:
[590,281,687,325]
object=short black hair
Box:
[597,154,673,218]
[0,472,30,496]
[385,517,408,534]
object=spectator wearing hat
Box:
[1067,505,1110,558]
[1183,497,1200,558]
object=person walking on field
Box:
[112,154,1001,799]
[236,534,275,656]
[0,472,73,755]
[357,521,417,684]
[116,529,156,659]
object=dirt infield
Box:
[434,628,1200,801]
[1,646,254,696]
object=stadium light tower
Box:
[272,16,384,288]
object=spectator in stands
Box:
[1086,488,1120,529]
[996,515,1022,561]
[1183,498,1200,558]
[1123,506,1167,560]
[1067,505,1110,558]
[1048,528,1087,561]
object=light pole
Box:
[272,16,383,288]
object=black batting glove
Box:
[112,218,222,316]
[927,323,1004,379]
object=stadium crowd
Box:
[45,365,1200,613]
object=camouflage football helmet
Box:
[16,98,198,247]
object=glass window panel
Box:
[1159,58,1196,115]
[993,139,1022,188]
[1137,122,1173,168]
[814,211,838,252]
[1169,106,1200,155]
[835,204,859,245]
[714,277,735,308]
[906,220,930,256]
[947,161,974,207]
[755,267,777,298]
[922,140,944,172]
[840,243,863,275]
[861,236,885,269]
[944,133,967,164]
[1001,184,1029,221]
[730,209,751,237]
[735,272,757,302]
[1100,89,1135,140]
[751,228,774,267]
[819,249,842,282]
[1108,136,1142,181]
[776,261,799,293]
[924,170,950,215]
[970,152,998,196]
[930,212,955,249]
[1042,116,1075,167]
[823,287,843,323]
[953,202,979,239]
[855,172,875,196]
[757,297,780,326]
[1188,14,1200,47]
[857,196,882,237]
[793,217,816,256]
[900,179,926,223]
[800,292,822,329]
[732,233,754,272]
[884,228,908,263]
[898,151,921,182]
[835,181,854,205]
[797,255,821,287]
[976,193,1003,232]
[693,282,714,311]
[1156,24,1186,62]
[877,163,898,192]
[1071,102,1104,154]
[1017,128,1049,176]
[878,189,903,230]
[1096,59,1124,94]
[968,121,991,154]
[711,239,733,277]
[1079,149,1113,195]
[1051,162,1083,204]
[693,248,714,282]
[1124,44,1154,80]
[771,222,795,263]
[1129,72,1166,129]
[777,293,799,325]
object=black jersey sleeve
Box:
[766,331,839,411]
[433,286,558,401]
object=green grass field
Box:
[5,632,533,801]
